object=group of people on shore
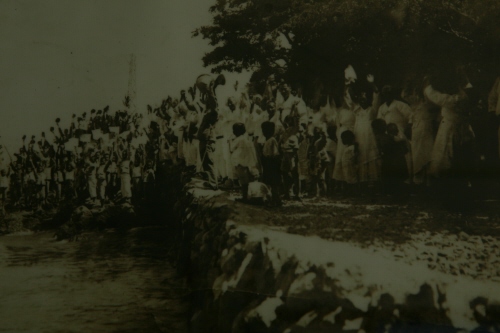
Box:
[185,68,498,206]
[0,66,499,212]
[0,106,158,213]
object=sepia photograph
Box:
[1,0,500,332]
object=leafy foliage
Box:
[194,0,500,104]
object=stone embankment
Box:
[179,179,500,333]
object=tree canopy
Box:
[194,0,500,106]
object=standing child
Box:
[371,118,391,194]
[85,153,98,205]
[118,148,133,203]
[143,159,156,201]
[96,153,108,205]
[384,123,409,196]
[261,121,282,206]
[340,130,358,195]
[230,123,259,202]
[132,147,145,200]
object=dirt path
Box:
[0,227,188,333]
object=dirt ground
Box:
[223,187,500,281]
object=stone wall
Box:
[177,180,500,333]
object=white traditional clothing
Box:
[332,105,357,181]
[377,100,413,135]
[322,97,337,128]
[132,166,142,178]
[424,85,470,177]
[269,111,284,136]
[280,95,298,120]
[213,107,234,179]
[0,171,9,188]
[172,119,186,160]
[120,160,132,198]
[245,107,267,143]
[297,136,310,180]
[296,97,308,119]
[183,139,200,168]
[44,166,52,181]
[275,90,285,110]
[65,169,75,181]
[342,145,358,184]
[230,134,259,175]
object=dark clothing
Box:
[382,138,409,181]
[261,156,281,186]
[377,133,408,194]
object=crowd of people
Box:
[0,105,158,214]
[1,65,499,213]
[189,67,499,205]
[187,68,499,207]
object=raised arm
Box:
[369,91,381,120]
[424,85,459,108]
[399,101,413,124]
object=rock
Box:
[120,202,135,215]
[71,206,94,227]
[220,247,246,275]
[459,231,469,241]
[288,272,316,296]
[295,310,318,327]
[2,212,27,233]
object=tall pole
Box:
[127,53,137,114]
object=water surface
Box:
[0,227,188,333]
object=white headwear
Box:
[345,65,357,84]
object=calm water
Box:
[0,227,189,333]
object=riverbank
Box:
[2,165,500,332]
[0,163,192,332]
[180,178,500,332]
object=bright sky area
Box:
[0,0,252,154]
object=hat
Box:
[252,94,263,103]
[345,65,357,83]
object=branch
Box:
[437,21,473,43]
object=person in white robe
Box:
[402,85,438,185]
[229,123,259,201]
[332,87,357,182]
[424,84,472,178]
